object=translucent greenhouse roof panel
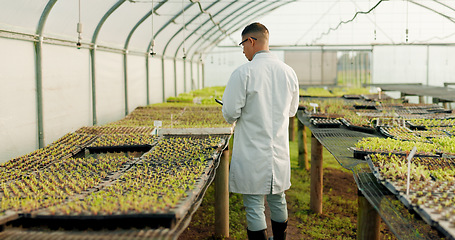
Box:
[190,0,290,56]
[44,0,119,43]
[0,0,47,34]
[218,0,455,47]
[95,1,164,50]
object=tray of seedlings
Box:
[75,126,156,136]
[25,136,228,230]
[378,126,430,143]
[352,137,440,160]
[108,105,186,127]
[86,133,157,154]
[426,126,455,137]
[414,129,452,139]
[340,114,376,134]
[0,154,134,227]
[342,94,362,100]
[309,118,341,128]
[432,137,455,158]
[406,118,455,130]
[0,133,98,185]
[353,102,378,110]
[366,153,455,239]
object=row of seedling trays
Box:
[0,124,227,230]
[351,136,455,160]
[365,153,455,239]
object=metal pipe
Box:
[190,59,194,91]
[202,61,205,88]
[124,1,167,108]
[173,58,177,97]
[161,57,166,102]
[123,50,129,116]
[153,2,194,102]
[426,45,430,86]
[190,0,290,57]
[183,58,187,93]
[145,55,150,105]
[197,59,201,89]
[90,0,126,125]
[174,1,241,60]
[162,0,221,58]
[35,0,58,148]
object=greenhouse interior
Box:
[1,0,455,239]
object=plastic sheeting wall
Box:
[42,45,92,141]
[96,51,125,126]
[0,38,37,161]
[164,59,175,99]
[127,55,147,113]
[372,45,455,87]
[175,60,185,95]
[149,57,163,103]
[284,51,337,86]
[372,46,427,85]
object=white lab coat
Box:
[222,52,299,194]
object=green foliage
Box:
[299,87,372,97]
[165,86,226,105]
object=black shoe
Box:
[271,219,287,240]
[247,228,267,240]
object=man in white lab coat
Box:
[222,22,299,240]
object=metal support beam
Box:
[162,57,166,102]
[145,56,150,105]
[190,59,195,91]
[163,0,221,59]
[35,0,58,148]
[201,61,205,89]
[197,59,201,89]
[123,51,129,116]
[174,1,241,61]
[124,1,166,109]
[174,58,177,97]
[183,59,187,93]
[190,0,293,58]
[90,0,126,125]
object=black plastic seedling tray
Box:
[340,118,376,134]
[86,145,153,154]
[351,148,441,160]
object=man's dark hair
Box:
[241,22,269,37]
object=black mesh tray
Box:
[340,118,376,134]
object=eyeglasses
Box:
[238,37,257,46]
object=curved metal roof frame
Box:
[204,1,296,55]
[177,0,259,58]
[161,0,221,58]
[187,0,295,59]
[35,0,58,148]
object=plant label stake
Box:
[154,121,162,135]
[309,103,319,114]
[377,87,382,100]
[406,146,417,196]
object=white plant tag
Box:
[309,103,319,113]
[154,121,162,127]
[406,146,417,196]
